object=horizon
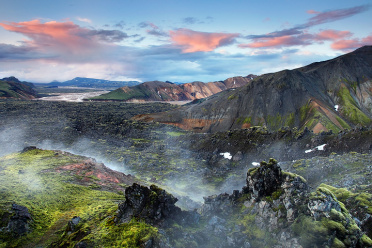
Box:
[0,0,371,83]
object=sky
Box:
[0,0,371,83]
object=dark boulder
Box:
[116,183,183,225]
[244,158,283,198]
[0,204,32,238]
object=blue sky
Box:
[0,0,371,83]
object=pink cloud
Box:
[307,10,320,14]
[241,29,365,50]
[0,20,127,57]
[169,28,239,53]
[314,30,352,40]
[331,34,372,51]
[240,35,312,48]
[0,20,91,52]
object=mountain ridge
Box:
[134,46,372,133]
[38,77,141,89]
[90,75,257,101]
[0,76,39,100]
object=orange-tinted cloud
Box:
[314,30,352,40]
[331,34,372,51]
[169,28,239,53]
[241,29,362,50]
[0,20,127,56]
[240,35,312,48]
[307,10,320,14]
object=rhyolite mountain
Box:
[0,77,39,100]
[134,46,372,133]
[90,75,256,101]
[38,77,140,89]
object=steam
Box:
[0,124,28,157]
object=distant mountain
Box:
[90,75,257,101]
[38,77,141,89]
[0,76,39,99]
[133,46,372,133]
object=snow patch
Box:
[305,144,327,153]
[252,162,260,166]
[220,152,232,160]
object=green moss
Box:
[247,167,258,176]
[292,215,329,247]
[238,214,276,247]
[361,234,372,246]
[321,219,346,236]
[266,113,295,130]
[0,149,134,247]
[300,103,312,123]
[227,94,237,100]
[282,171,307,183]
[335,116,350,129]
[331,237,346,248]
[337,86,371,125]
[319,184,372,214]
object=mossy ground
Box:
[0,149,157,247]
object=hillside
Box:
[38,77,140,89]
[1,149,371,247]
[0,77,38,100]
[134,46,372,133]
[90,75,256,101]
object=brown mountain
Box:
[133,46,372,133]
[90,75,256,101]
[0,76,39,100]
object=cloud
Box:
[169,28,239,53]
[241,29,361,50]
[0,19,129,59]
[314,30,353,41]
[76,17,92,24]
[307,10,320,15]
[0,43,43,60]
[89,29,129,42]
[306,5,369,27]
[241,5,370,50]
[114,21,125,29]
[245,5,369,43]
[138,21,167,37]
[183,17,200,24]
[240,34,314,48]
[330,34,372,51]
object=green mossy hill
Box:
[0,148,156,248]
[0,77,38,99]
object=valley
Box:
[1,47,372,248]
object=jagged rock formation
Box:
[135,46,372,133]
[91,75,256,101]
[0,76,38,99]
[116,183,180,225]
[0,204,32,238]
[113,159,372,248]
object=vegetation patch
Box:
[0,149,159,247]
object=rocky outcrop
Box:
[188,159,371,248]
[116,183,199,227]
[0,204,32,238]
